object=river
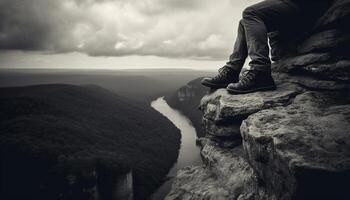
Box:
[150,97,202,200]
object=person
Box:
[201,0,333,94]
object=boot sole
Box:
[227,85,277,94]
[201,80,229,89]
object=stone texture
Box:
[241,91,350,200]
[314,0,350,29]
[205,134,242,149]
[203,117,241,138]
[273,53,350,82]
[199,83,302,124]
[303,60,350,82]
[165,166,231,200]
[297,29,350,54]
[170,84,350,200]
[272,53,332,73]
[169,87,350,199]
[273,73,350,91]
[166,138,265,200]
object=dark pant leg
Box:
[226,19,248,71]
[237,0,300,71]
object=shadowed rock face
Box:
[273,1,350,82]
[166,1,350,199]
[166,139,260,200]
[297,29,350,54]
[241,91,350,200]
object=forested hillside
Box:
[0,84,181,200]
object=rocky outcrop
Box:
[241,91,350,200]
[200,83,302,124]
[166,138,261,200]
[166,1,350,200]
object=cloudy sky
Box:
[0,0,260,70]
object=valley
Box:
[0,69,214,200]
[150,97,202,200]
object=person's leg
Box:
[226,0,301,94]
[200,19,248,89]
[226,19,248,71]
[202,0,301,90]
[242,0,300,72]
[201,21,246,88]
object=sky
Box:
[0,0,260,70]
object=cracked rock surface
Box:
[166,139,262,200]
[241,91,350,200]
[199,83,302,124]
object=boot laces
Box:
[240,70,257,85]
[214,66,230,80]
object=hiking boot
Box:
[226,70,276,94]
[201,66,239,89]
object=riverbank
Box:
[150,97,202,200]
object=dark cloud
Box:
[0,0,74,51]
[0,0,260,59]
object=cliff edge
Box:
[166,1,350,199]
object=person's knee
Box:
[242,6,257,19]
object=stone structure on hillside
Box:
[166,1,350,199]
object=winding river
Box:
[150,97,202,200]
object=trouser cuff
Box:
[250,65,271,73]
[225,63,242,72]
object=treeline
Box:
[0,84,181,200]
